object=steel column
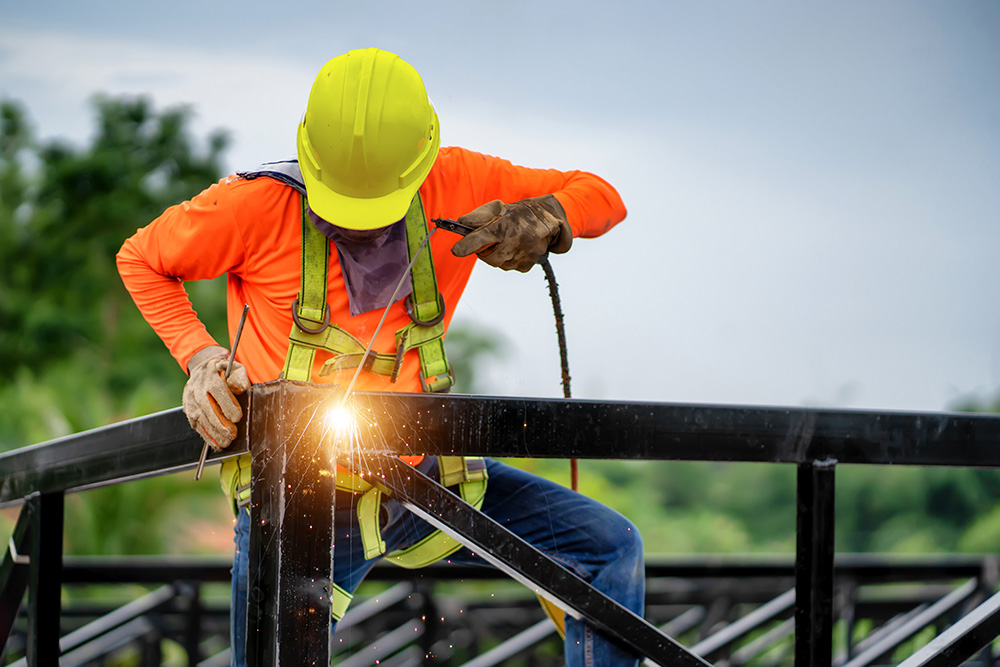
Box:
[247,384,337,666]
[795,459,836,667]
[25,492,63,666]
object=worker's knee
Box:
[610,514,644,578]
[588,507,644,576]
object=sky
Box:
[2,1,999,413]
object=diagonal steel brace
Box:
[367,455,711,667]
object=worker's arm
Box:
[428,147,627,240]
[428,147,626,271]
[116,177,247,373]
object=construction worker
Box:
[117,48,641,665]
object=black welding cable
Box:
[433,218,577,489]
[539,256,578,491]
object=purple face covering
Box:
[308,209,412,316]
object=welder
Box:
[117,48,642,666]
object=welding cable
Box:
[539,256,577,491]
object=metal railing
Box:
[3,379,1000,665]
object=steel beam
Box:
[795,459,837,667]
[5,381,1000,506]
[0,504,32,648]
[843,579,979,667]
[461,618,557,667]
[57,585,175,655]
[343,386,1000,466]
[691,587,795,659]
[0,407,211,507]
[896,589,1000,667]
[369,454,711,667]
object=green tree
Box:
[0,96,231,556]
[0,95,229,448]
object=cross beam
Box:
[3,381,999,507]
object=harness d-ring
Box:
[405,293,446,327]
[291,298,330,334]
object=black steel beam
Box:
[896,589,1000,667]
[843,578,979,667]
[4,380,1000,506]
[336,582,416,632]
[0,504,32,648]
[57,585,176,655]
[51,553,988,587]
[336,619,425,667]
[370,454,711,667]
[731,617,795,664]
[461,618,558,667]
[691,587,795,660]
[0,406,235,507]
[342,385,1000,466]
[59,556,233,584]
[56,616,158,666]
[795,460,837,667]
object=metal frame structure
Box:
[2,379,1000,665]
[3,554,996,666]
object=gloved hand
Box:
[182,345,251,451]
[451,195,573,273]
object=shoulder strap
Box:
[237,159,306,194]
[281,193,331,381]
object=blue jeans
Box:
[231,458,644,666]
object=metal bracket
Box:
[7,537,28,566]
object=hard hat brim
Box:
[301,169,420,231]
[297,129,440,231]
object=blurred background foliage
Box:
[2,95,1000,561]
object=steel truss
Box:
[2,379,1000,665]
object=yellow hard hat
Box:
[296,49,440,230]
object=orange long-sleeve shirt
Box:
[117,146,626,392]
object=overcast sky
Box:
[2,1,999,412]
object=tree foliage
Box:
[0,96,229,446]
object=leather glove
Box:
[182,346,251,451]
[451,195,573,273]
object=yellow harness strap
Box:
[357,457,490,562]
[384,456,488,568]
[281,193,454,391]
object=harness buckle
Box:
[420,367,454,393]
[405,294,446,327]
[291,298,330,334]
[391,343,406,383]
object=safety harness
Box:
[219,160,488,618]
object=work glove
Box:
[451,195,573,273]
[182,346,251,451]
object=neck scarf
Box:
[308,210,412,316]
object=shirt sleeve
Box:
[428,147,627,239]
[116,177,247,372]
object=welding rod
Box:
[195,303,250,481]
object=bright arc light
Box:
[324,404,357,433]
